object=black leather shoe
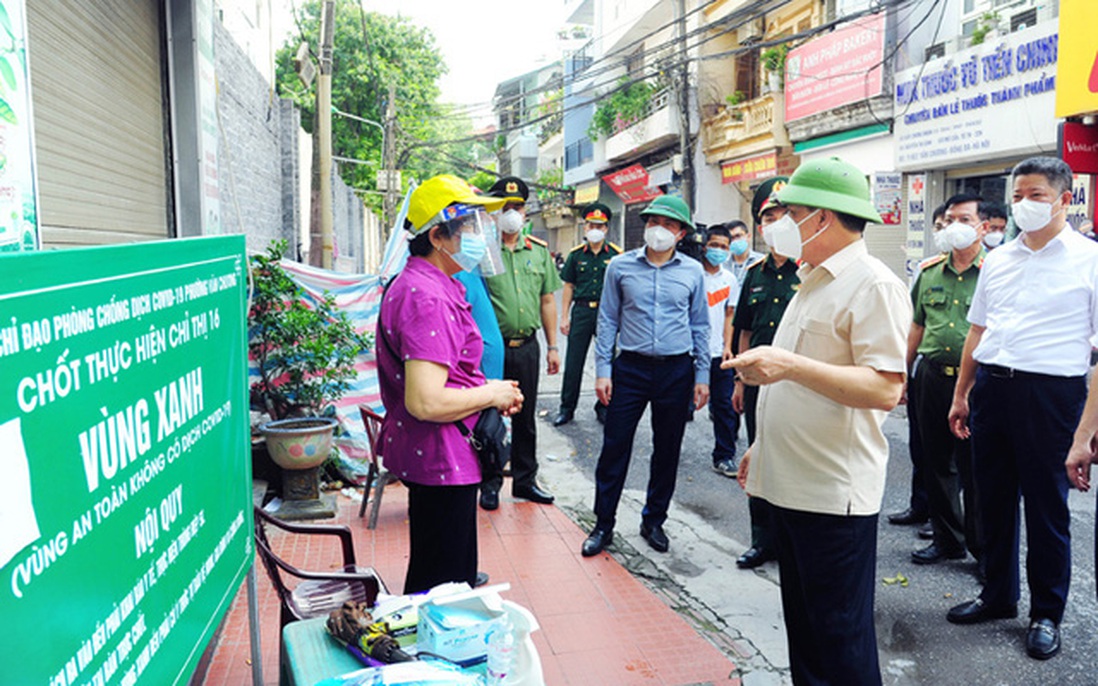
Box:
[552,410,573,426]
[512,484,554,504]
[918,522,934,540]
[736,546,774,569]
[582,528,613,557]
[887,508,929,525]
[594,401,607,425]
[911,543,966,565]
[1026,618,1061,660]
[479,489,499,511]
[947,598,1018,625]
[639,522,669,553]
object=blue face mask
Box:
[448,232,488,272]
[705,247,730,266]
[729,238,749,256]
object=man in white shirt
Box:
[700,224,741,476]
[946,156,1098,661]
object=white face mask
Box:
[942,221,979,250]
[498,209,524,234]
[983,231,1004,248]
[586,228,606,244]
[1011,198,1060,233]
[644,225,677,252]
[933,229,950,253]
[761,223,777,247]
[767,210,822,261]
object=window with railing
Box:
[565,138,594,170]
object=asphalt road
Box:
[531,327,1098,685]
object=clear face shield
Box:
[430,203,504,276]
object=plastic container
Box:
[484,617,515,685]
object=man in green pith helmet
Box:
[554,203,622,427]
[581,194,710,559]
[725,157,911,686]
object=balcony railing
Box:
[701,92,788,155]
[605,89,680,162]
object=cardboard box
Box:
[415,586,508,666]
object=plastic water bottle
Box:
[485,616,515,685]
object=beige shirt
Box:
[748,240,911,516]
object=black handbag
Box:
[455,408,507,478]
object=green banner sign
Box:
[0,236,252,685]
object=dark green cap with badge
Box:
[751,176,789,224]
[582,202,612,224]
[488,176,529,204]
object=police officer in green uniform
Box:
[730,176,798,569]
[553,203,622,427]
[908,193,988,567]
[481,176,563,510]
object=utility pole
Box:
[316,1,335,269]
[382,84,397,234]
[675,0,695,212]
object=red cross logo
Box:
[911,177,924,196]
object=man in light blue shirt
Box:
[581,195,710,557]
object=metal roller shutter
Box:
[27,0,169,247]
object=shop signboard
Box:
[0,236,252,685]
[1068,173,1094,229]
[0,0,39,252]
[905,173,927,281]
[603,164,663,204]
[1054,0,1098,118]
[873,172,903,225]
[894,21,1058,171]
[573,180,601,205]
[785,12,887,122]
[721,152,777,184]
[1060,121,1098,174]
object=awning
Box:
[602,164,664,204]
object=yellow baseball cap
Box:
[407,175,506,235]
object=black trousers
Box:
[911,363,981,556]
[560,304,597,412]
[744,383,776,552]
[906,360,929,517]
[593,352,693,530]
[403,482,478,594]
[970,366,1085,622]
[772,504,881,686]
[484,336,540,493]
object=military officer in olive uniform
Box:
[908,193,988,566]
[730,176,798,569]
[481,176,563,510]
[554,203,622,427]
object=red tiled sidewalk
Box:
[202,482,738,686]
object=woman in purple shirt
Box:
[377,175,524,594]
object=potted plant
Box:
[725,90,746,121]
[762,44,789,93]
[249,239,370,517]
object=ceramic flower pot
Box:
[260,417,338,471]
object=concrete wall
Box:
[214,19,367,271]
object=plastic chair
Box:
[358,405,398,528]
[252,504,387,636]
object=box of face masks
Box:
[416,584,509,666]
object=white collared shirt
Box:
[968,226,1098,377]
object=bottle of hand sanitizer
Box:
[485,616,514,685]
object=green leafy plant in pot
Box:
[249,239,370,516]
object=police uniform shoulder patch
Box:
[608,242,623,253]
[569,243,585,253]
[747,256,767,270]
[526,235,548,248]
[919,254,947,269]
